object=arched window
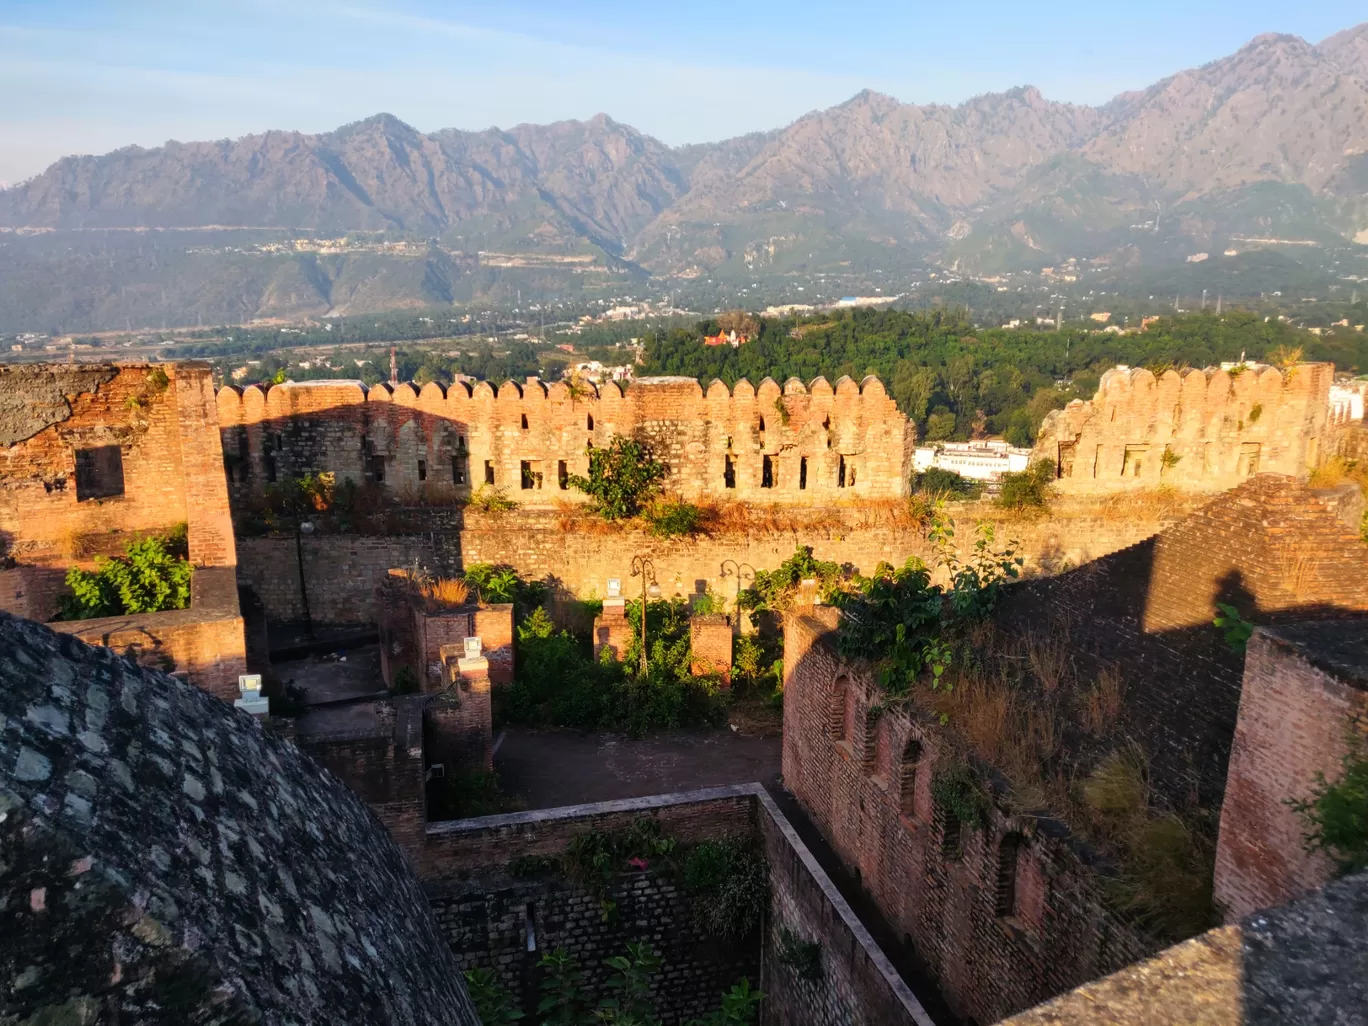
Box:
[899,738,922,818]
[587,413,594,430]
[759,416,766,434]
[996,835,1022,917]
[829,675,849,740]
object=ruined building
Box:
[0,363,250,699]
[1033,363,1331,493]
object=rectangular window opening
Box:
[484,460,495,486]
[369,455,385,484]
[265,454,278,484]
[520,460,543,490]
[75,445,125,501]
[837,454,847,488]
[525,901,538,953]
[724,455,736,489]
[799,456,808,490]
[417,459,427,482]
[761,455,775,489]
[558,460,568,490]
[452,455,467,485]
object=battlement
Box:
[215,373,916,506]
[1034,362,1332,492]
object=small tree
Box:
[61,530,193,620]
[567,438,667,520]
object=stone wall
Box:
[0,613,480,1025]
[235,496,1197,624]
[215,374,915,507]
[781,612,1153,1026]
[1214,622,1368,921]
[1034,363,1332,494]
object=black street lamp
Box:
[630,555,662,673]
[720,559,756,624]
[295,518,315,640]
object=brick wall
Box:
[690,614,733,683]
[46,565,248,702]
[217,373,915,507]
[1,363,235,569]
[1033,363,1331,494]
[996,474,1368,809]
[236,496,1193,625]
[781,615,1152,1025]
[1214,623,1368,921]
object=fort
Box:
[3,359,1368,1025]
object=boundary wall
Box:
[422,785,932,1026]
[215,374,915,506]
[781,611,1152,1026]
[1034,363,1331,494]
[234,497,1199,624]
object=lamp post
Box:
[295,519,315,640]
[630,555,661,673]
[720,559,756,631]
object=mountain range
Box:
[2,23,1367,331]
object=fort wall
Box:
[1214,622,1368,921]
[781,611,1152,1025]
[235,497,1197,624]
[215,374,916,507]
[1033,363,1332,493]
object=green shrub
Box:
[912,467,983,500]
[930,762,989,830]
[995,459,1054,511]
[1289,745,1368,875]
[426,768,515,821]
[389,666,419,696]
[645,499,705,538]
[737,545,847,613]
[681,839,769,940]
[60,531,193,620]
[468,485,519,513]
[688,979,765,1026]
[1213,603,1254,653]
[462,968,524,1024]
[567,437,667,520]
[776,928,823,981]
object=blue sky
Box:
[0,0,1363,184]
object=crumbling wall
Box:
[1034,364,1332,493]
[0,613,479,1025]
[216,374,916,507]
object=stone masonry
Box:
[0,612,479,1025]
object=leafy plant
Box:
[737,545,847,613]
[645,499,705,538]
[537,948,589,1026]
[1288,742,1368,875]
[390,665,419,695]
[776,928,823,981]
[60,531,193,619]
[1161,447,1182,469]
[597,942,664,1026]
[567,437,667,520]
[911,467,983,500]
[681,839,769,940]
[462,968,524,1024]
[687,979,765,1026]
[564,818,677,919]
[930,762,988,831]
[1213,603,1254,653]
[995,459,1054,512]
[690,591,723,615]
[464,562,521,604]
[1248,403,1263,424]
[469,485,519,513]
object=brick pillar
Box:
[424,647,493,772]
[172,364,238,568]
[594,597,632,661]
[690,614,733,685]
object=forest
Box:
[640,308,1368,445]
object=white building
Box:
[913,440,1033,482]
[1329,381,1367,425]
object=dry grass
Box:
[1275,539,1320,597]
[1080,665,1127,737]
[420,577,471,609]
[1088,487,1188,523]
[1023,628,1073,694]
[1308,455,1368,490]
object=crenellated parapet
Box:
[215,373,916,506]
[1032,363,1332,492]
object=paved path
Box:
[495,727,782,810]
